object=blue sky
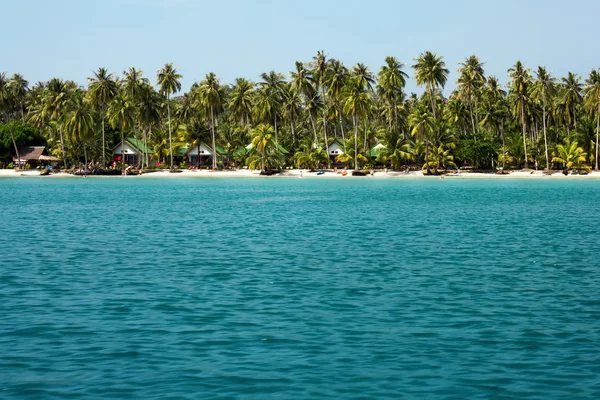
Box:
[4,0,599,94]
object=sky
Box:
[4,0,600,95]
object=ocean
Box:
[1,177,599,399]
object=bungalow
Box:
[327,138,345,162]
[369,143,387,158]
[113,137,153,166]
[13,146,59,167]
[184,143,226,166]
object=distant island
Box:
[1,52,599,176]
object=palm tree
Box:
[9,73,29,122]
[508,61,532,168]
[198,72,225,170]
[531,67,555,170]
[64,94,96,166]
[409,102,435,172]
[280,83,302,144]
[456,55,486,134]
[313,51,331,167]
[123,67,149,167]
[412,51,450,118]
[561,72,583,137]
[584,69,600,170]
[156,63,182,169]
[87,67,118,167]
[290,61,319,145]
[44,78,76,168]
[480,76,508,169]
[552,139,589,172]
[377,56,408,134]
[108,92,135,174]
[0,73,21,166]
[326,59,348,141]
[229,78,254,126]
[137,83,161,167]
[294,138,328,169]
[343,77,370,170]
[251,123,276,171]
[259,71,285,141]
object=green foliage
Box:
[0,122,46,161]
[456,137,498,169]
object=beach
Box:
[3,168,600,180]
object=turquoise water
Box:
[1,177,599,399]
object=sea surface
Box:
[1,177,599,399]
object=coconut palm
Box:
[294,138,328,169]
[377,56,408,134]
[312,51,331,167]
[251,123,276,171]
[138,83,162,167]
[583,69,600,170]
[508,61,532,168]
[480,76,509,169]
[64,94,96,166]
[87,67,118,166]
[229,77,254,126]
[456,55,486,134]
[412,51,450,118]
[343,77,371,170]
[108,92,135,174]
[44,78,77,168]
[409,101,435,172]
[0,73,21,166]
[9,73,29,122]
[531,67,556,170]
[561,72,583,137]
[197,72,226,169]
[280,83,302,144]
[552,139,589,172]
[326,59,348,141]
[156,63,182,169]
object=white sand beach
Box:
[3,168,600,179]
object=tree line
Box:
[1,51,600,173]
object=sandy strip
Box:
[2,169,600,180]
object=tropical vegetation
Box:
[2,53,600,173]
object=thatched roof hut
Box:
[13,146,59,164]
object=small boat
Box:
[316,170,325,175]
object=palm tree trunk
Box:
[290,119,296,144]
[521,100,528,169]
[261,151,265,171]
[542,98,549,170]
[211,106,217,170]
[146,125,151,167]
[424,130,430,174]
[101,105,106,168]
[274,115,278,146]
[5,115,21,169]
[309,112,318,146]
[353,112,358,170]
[59,126,67,169]
[469,96,476,136]
[339,106,345,142]
[167,94,173,169]
[501,121,506,171]
[83,142,88,167]
[429,87,436,119]
[322,83,330,168]
[596,103,600,171]
[121,124,125,175]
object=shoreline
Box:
[2,169,600,180]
